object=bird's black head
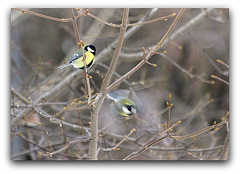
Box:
[122,104,137,116]
[85,45,97,56]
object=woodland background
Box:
[10,8,229,160]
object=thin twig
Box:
[167,93,173,133]
[211,75,229,85]
[12,8,87,23]
[161,53,215,84]
[170,117,228,140]
[83,10,121,28]
[39,138,91,157]
[127,13,176,26]
[220,133,229,160]
[81,45,92,104]
[12,132,47,151]
[149,145,224,153]
[216,59,229,69]
[70,9,81,45]
[102,128,136,151]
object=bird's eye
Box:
[126,105,132,112]
[122,105,137,115]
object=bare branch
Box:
[79,9,121,28]
[39,138,91,157]
[160,53,215,84]
[127,12,176,26]
[211,75,229,85]
[102,128,136,151]
[89,8,129,160]
[12,8,88,23]
[170,117,228,140]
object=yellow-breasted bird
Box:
[107,89,142,117]
[58,45,97,69]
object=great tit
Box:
[107,89,142,117]
[58,45,97,69]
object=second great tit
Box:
[107,89,142,117]
[58,45,97,69]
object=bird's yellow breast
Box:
[72,51,95,69]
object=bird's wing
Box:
[68,50,83,63]
[107,90,130,101]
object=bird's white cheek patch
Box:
[122,106,131,115]
[87,47,95,53]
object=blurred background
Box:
[10,8,229,160]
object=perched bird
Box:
[58,45,97,69]
[107,89,142,117]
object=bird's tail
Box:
[58,63,71,69]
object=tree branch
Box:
[89,8,129,160]
[12,8,87,23]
